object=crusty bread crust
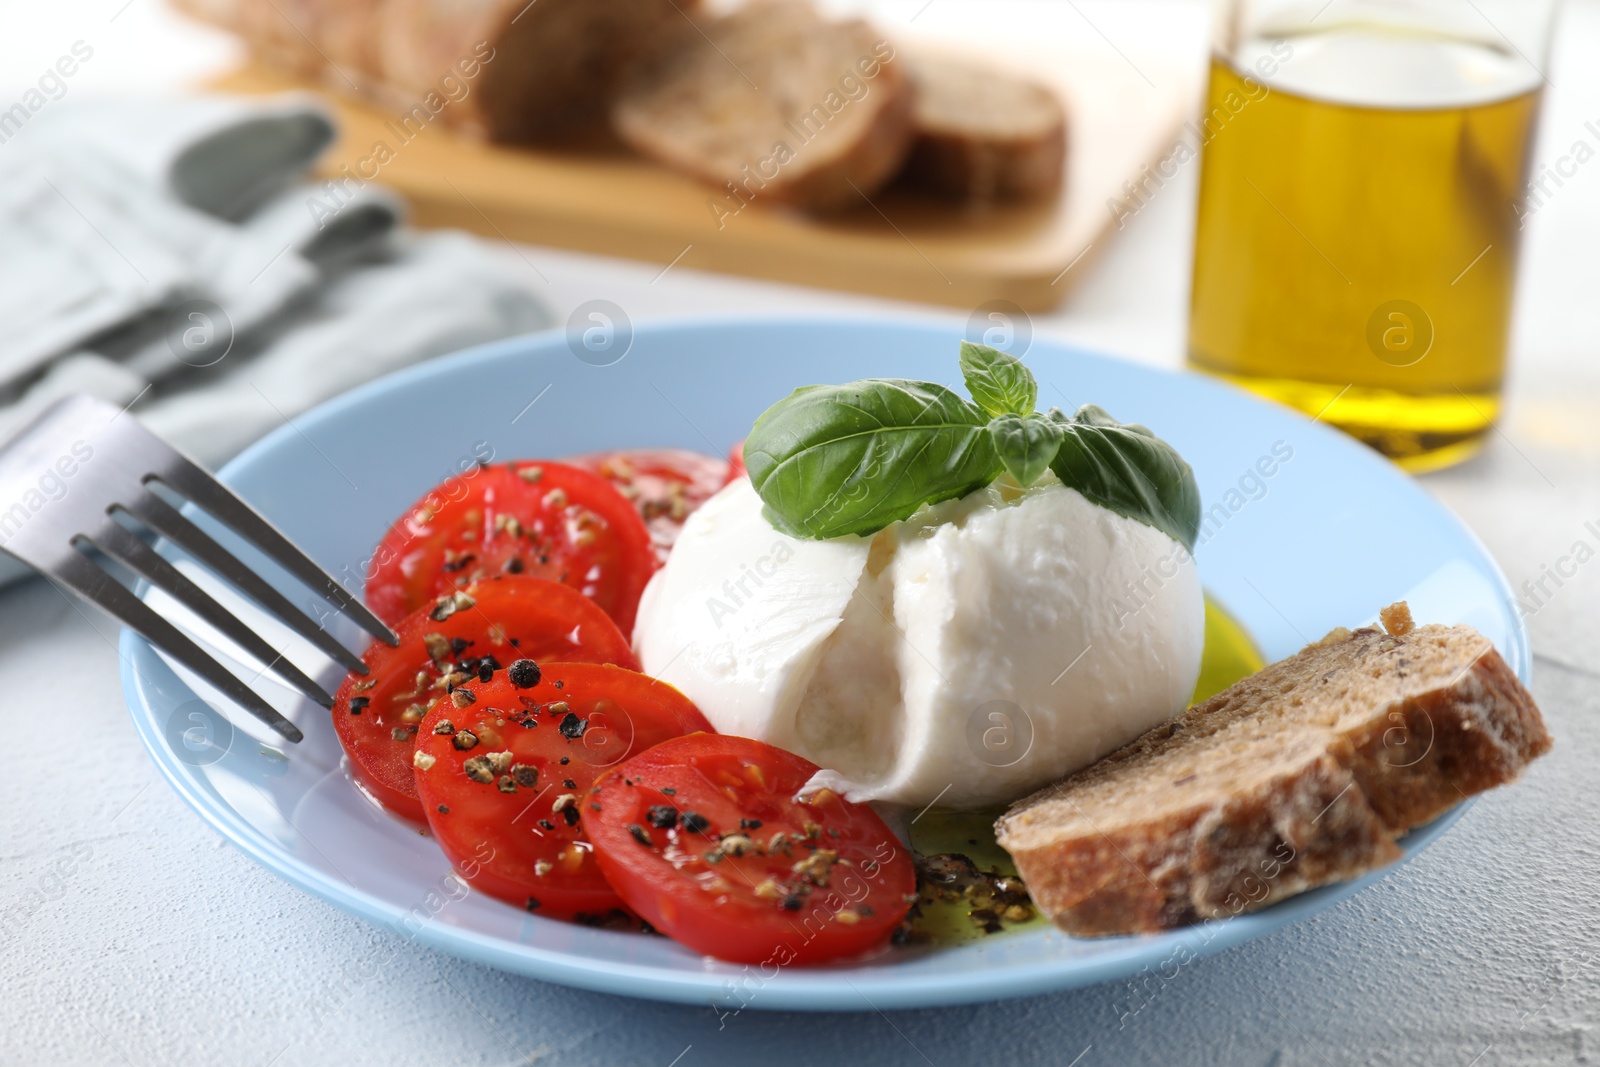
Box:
[762,67,916,212]
[898,51,1066,202]
[379,0,696,142]
[996,610,1550,937]
[611,1,916,212]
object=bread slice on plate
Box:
[611,0,915,213]
[996,602,1551,937]
[898,50,1067,202]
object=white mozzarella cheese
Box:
[633,473,1204,808]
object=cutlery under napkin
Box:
[0,92,552,585]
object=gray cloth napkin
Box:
[0,92,549,451]
[0,93,552,585]
[140,230,550,468]
[19,93,338,220]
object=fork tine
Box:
[50,549,304,743]
[123,494,369,675]
[153,458,398,647]
[85,521,337,708]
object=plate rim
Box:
[118,312,1520,1011]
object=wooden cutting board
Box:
[212,7,1203,311]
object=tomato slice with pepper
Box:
[565,448,727,563]
[365,461,657,634]
[414,666,714,919]
[332,576,639,824]
[583,734,916,964]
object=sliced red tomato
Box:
[365,461,656,634]
[583,734,916,964]
[565,448,727,562]
[332,576,639,824]
[723,439,746,485]
[414,666,714,919]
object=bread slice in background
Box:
[897,50,1066,202]
[996,603,1551,937]
[174,0,697,142]
[377,0,698,143]
[611,0,915,213]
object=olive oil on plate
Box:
[906,595,1264,943]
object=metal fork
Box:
[0,394,398,742]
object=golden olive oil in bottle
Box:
[1187,31,1544,471]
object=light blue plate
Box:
[119,316,1527,1012]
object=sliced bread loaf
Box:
[898,51,1066,202]
[610,0,915,213]
[177,0,696,142]
[377,0,697,142]
[995,603,1550,937]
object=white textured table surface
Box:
[5,3,1600,1065]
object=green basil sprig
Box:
[988,412,1063,488]
[959,339,1037,418]
[744,342,1199,548]
[1047,404,1201,551]
[742,379,999,540]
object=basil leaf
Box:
[744,379,1001,539]
[959,341,1037,418]
[1048,404,1201,551]
[988,412,1064,488]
